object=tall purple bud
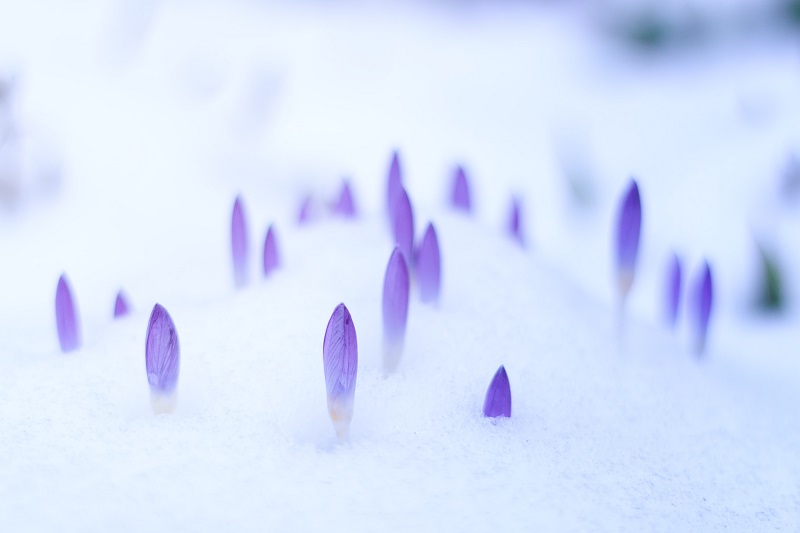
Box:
[145,304,180,413]
[114,290,131,319]
[483,365,511,418]
[614,179,641,302]
[417,222,441,304]
[393,187,414,265]
[382,247,410,374]
[508,196,524,246]
[692,261,713,356]
[333,180,356,217]
[323,303,358,441]
[263,224,280,277]
[55,274,81,352]
[387,150,402,225]
[231,195,249,289]
[451,165,472,212]
[665,253,682,327]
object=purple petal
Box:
[382,247,410,373]
[692,261,713,355]
[55,274,81,352]
[451,165,472,212]
[145,304,180,400]
[614,179,641,299]
[333,179,356,217]
[323,303,358,440]
[508,196,524,246]
[231,195,249,289]
[114,290,131,319]
[392,187,414,265]
[483,365,511,418]
[298,195,312,225]
[387,150,402,224]
[665,253,682,327]
[417,222,441,304]
[263,224,280,276]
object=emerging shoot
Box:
[145,304,181,414]
[382,247,410,374]
[323,303,358,442]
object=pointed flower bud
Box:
[417,222,441,304]
[664,253,681,327]
[323,303,358,441]
[333,179,356,217]
[231,195,249,288]
[382,247,410,374]
[263,224,280,276]
[483,365,511,418]
[614,179,641,301]
[508,196,524,246]
[387,150,402,224]
[145,304,180,413]
[298,195,312,225]
[451,165,472,212]
[114,290,131,319]
[692,261,713,356]
[392,187,414,265]
[55,274,81,352]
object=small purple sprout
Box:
[382,247,410,374]
[298,195,312,225]
[55,274,81,352]
[417,222,441,304]
[263,224,280,277]
[614,179,641,302]
[333,179,356,217]
[387,150,402,224]
[508,196,524,246]
[393,187,415,265]
[483,365,511,418]
[451,165,472,212]
[114,290,131,319]
[231,195,249,289]
[145,303,180,413]
[323,303,358,441]
[665,253,682,328]
[692,261,713,356]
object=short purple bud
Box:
[392,187,414,265]
[114,290,131,319]
[263,224,280,276]
[508,196,524,246]
[145,304,180,413]
[665,253,682,327]
[417,222,441,304]
[614,179,641,301]
[692,261,713,356]
[333,179,356,217]
[451,165,472,212]
[298,195,312,225]
[55,274,81,352]
[231,195,249,289]
[323,303,358,441]
[483,365,511,418]
[382,247,410,374]
[387,150,402,224]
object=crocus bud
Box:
[664,253,681,327]
[417,222,441,304]
[333,179,356,217]
[387,150,402,224]
[323,303,358,441]
[392,187,414,266]
[614,179,641,302]
[298,195,312,225]
[483,365,511,418]
[55,274,81,352]
[145,303,180,413]
[114,290,131,319]
[508,196,524,246]
[382,247,410,374]
[692,261,713,356]
[451,165,471,212]
[231,195,249,289]
[263,224,280,277]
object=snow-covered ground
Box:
[0,0,798,530]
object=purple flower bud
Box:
[665,253,682,327]
[333,179,356,217]
[692,261,713,355]
[483,365,511,418]
[387,150,402,224]
[323,303,358,441]
[263,224,280,276]
[614,179,641,301]
[114,290,131,319]
[508,196,524,246]
[417,222,441,304]
[145,303,180,413]
[298,195,312,225]
[231,195,249,289]
[451,165,472,212]
[382,247,410,374]
[392,187,414,265]
[55,274,81,352]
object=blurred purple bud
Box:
[392,187,414,265]
[55,274,81,352]
[263,224,280,276]
[417,222,441,304]
[382,247,410,373]
[451,166,472,212]
[692,261,713,355]
[665,253,682,327]
[231,195,249,289]
[145,304,180,412]
[114,290,131,319]
[483,365,511,418]
[334,179,356,217]
[387,150,402,224]
[614,179,641,300]
[508,196,524,246]
[298,195,312,225]
[323,303,358,440]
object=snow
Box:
[0,0,798,530]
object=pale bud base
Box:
[328,399,353,443]
[382,339,405,376]
[150,391,178,414]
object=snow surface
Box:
[0,0,799,531]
